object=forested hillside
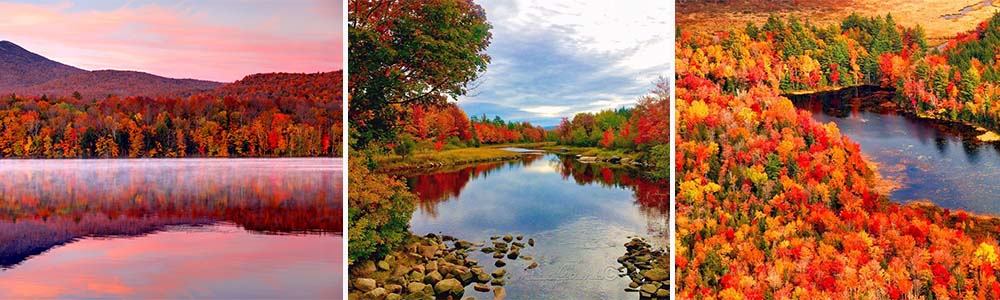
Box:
[0,71,341,158]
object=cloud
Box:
[521,105,571,118]
[458,0,672,126]
[0,0,340,82]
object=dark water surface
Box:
[404,154,667,299]
[0,158,342,299]
[790,88,1000,214]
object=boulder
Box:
[425,271,443,284]
[378,260,392,271]
[642,268,669,282]
[491,268,506,278]
[640,283,658,294]
[474,283,490,292]
[367,287,386,298]
[407,282,426,294]
[434,278,465,298]
[354,278,377,292]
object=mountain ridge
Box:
[0,40,224,99]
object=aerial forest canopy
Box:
[677,12,1000,299]
[348,0,493,148]
[0,71,341,158]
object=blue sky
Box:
[459,0,672,127]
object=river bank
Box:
[352,152,668,299]
[374,148,524,173]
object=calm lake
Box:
[790,87,1000,214]
[0,158,342,299]
[404,153,667,299]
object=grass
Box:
[374,147,523,173]
[678,0,999,44]
[373,141,650,173]
[538,144,642,160]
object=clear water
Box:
[791,88,1000,215]
[404,154,667,299]
[0,158,342,299]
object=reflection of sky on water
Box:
[0,223,341,299]
[0,158,342,299]
[792,90,1000,215]
[406,154,665,299]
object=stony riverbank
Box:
[349,233,536,300]
[618,237,669,299]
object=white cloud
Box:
[521,106,571,117]
[461,0,673,125]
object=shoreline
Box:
[791,87,1000,238]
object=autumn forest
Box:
[0,71,341,158]
[677,8,1000,299]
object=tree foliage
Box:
[349,0,492,147]
[677,14,1000,299]
[0,72,340,158]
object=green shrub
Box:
[348,151,416,262]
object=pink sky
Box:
[0,1,341,82]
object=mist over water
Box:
[0,158,342,299]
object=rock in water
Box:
[494,287,507,300]
[642,268,668,282]
[474,283,490,292]
[491,268,506,278]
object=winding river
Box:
[403,153,667,299]
[790,87,1000,214]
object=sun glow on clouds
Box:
[0,0,341,82]
[459,0,672,126]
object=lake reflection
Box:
[0,158,342,299]
[790,88,1000,215]
[404,154,666,299]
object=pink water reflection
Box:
[0,223,341,299]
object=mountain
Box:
[0,41,222,99]
[0,41,86,90]
[21,70,221,99]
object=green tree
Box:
[394,134,416,158]
[349,0,493,148]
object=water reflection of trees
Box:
[405,155,668,239]
[791,88,1000,163]
[0,159,340,268]
[554,157,669,241]
[406,155,545,217]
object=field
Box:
[678,0,1000,44]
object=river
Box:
[403,153,667,299]
[790,87,1000,214]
